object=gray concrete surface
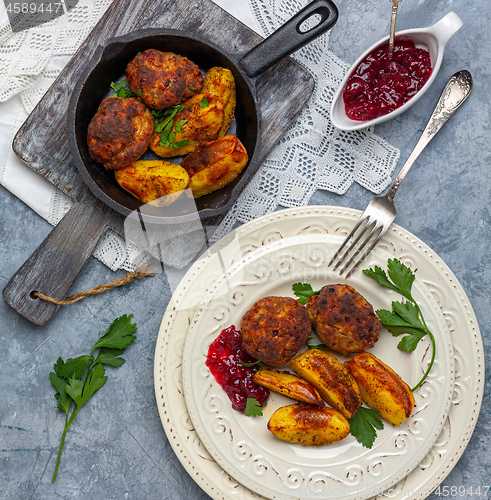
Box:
[1,0,489,498]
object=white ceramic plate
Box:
[153,206,484,500]
[181,233,454,500]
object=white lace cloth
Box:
[0,0,400,271]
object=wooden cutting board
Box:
[3,0,315,325]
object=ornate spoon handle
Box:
[387,70,473,203]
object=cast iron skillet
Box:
[3,0,338,326]
[67,0,338,223]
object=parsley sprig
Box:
[348,405,384,448]
[152,105,189,150]
[292,282,320,305]
[245,398,266,417]
[238,359,261,368]
[49,315,137,482]
[363,258,436,391]
[110,79,135,98]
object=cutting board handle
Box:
[3,194,113,326]
[239,0,338,78]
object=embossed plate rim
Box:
[153,206,484,500]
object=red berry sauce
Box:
[206,325,269,413]
[343,38,432,121]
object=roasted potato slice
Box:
[290,349,361,419]
[344,352,415,426]
[254,369,324,406]
[181,135,248,198]
[149,93,223,158]
[268,403,350,446]
[201,67,236,137]
[114,160,189,206]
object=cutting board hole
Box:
[30,290,39,300]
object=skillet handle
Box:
[2,194,113,326]
[239,0,338,78]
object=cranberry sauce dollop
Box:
[206,325,269,413]
[343,38,432,121]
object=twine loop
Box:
[34,260,156,305]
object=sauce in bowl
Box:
[343,38,432,122]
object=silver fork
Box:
[328,70,473,277]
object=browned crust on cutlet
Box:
[125,49,202,109]
[306,284,381,355]
[241,296,311,366]
[87,96,154,170]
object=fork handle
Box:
[387,70,473,203]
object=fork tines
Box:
[328,215,386,278]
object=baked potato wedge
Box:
[181,135,248,198]
[149,93,224,158]
[114,160,189,206]
[201,67,236,137]
[254,369,324,406]
[290,350,361,419]
[268,403,350,446]
[344,352,415,426]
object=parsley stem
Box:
[410,302,436,391]
[51,407,79,482]
[411,329,436,391]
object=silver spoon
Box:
[388,0,402,59]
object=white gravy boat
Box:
[330,12,463,131]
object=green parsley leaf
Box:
[362,265,399,293]
[397,330,427,353]
[64,377,85,408]
[93,348,126,368]
[91,314,137,353]
[135,88,142,97]
[167,81,174,88]
[189,84,195,91]
[160,119,174,146]
[348,405,384,448]
[54,355,92,380]
[292,282,320,305]
[375,309,412,327]
[109,79,135,98]
[170,139,189,150]
[151,108,165,119]
[387,258,415,301]
[155,104,185,144]
[238,359,261,367]
[50,315,137,483]
[174,119,188,132]
[154,93,159,97]
[110,81,123,92]
[306,342,328,351]
[81,363,108,402]
[49,373,72,414]
[391,301,425,330]
[244,398,265,417]
[200,97,209,108]
[382,324,427,338]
